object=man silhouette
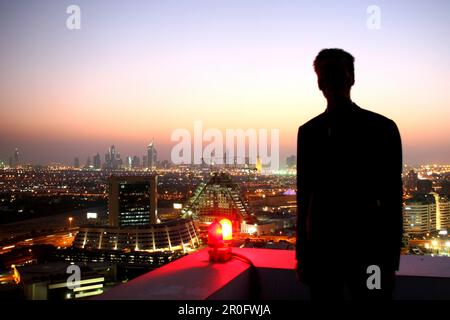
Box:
[296,48,403,300]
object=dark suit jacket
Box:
[296,103,403,281]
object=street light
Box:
[68,217,73,230]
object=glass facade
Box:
[118,181,151,226]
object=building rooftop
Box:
[97,248,450,300]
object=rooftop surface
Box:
[97,248,450,300]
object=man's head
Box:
[314,48,355,103]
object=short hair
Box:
[313,48,355,75]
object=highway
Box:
[0,230,76,255]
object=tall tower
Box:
[93,153,101,169]
[13,148,19,167]
[109,145,117,169]
[109,145,116,158]
[147,139,157,170]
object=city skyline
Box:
[1,0,450,166]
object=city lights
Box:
[0,0,449,304]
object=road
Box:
[0,206,107,241]
[0,230,76,255]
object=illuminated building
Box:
[240,221,276,235]
[126,156,133,168]
[147,140,157,170]
[404,193,450,234]
[108,145,116,169]
[72,174,200,253]
[14,147,19,167]
[73,219,199,252]
[93,153,101,169]
[142,155,148,168]
[181,172,252,231]
[132,155,140,168]
[108,175,158,227]
[105,145,122,169]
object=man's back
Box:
[296,103,403,277]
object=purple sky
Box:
[1,0,449,166]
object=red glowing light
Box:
[208,220,224,248]
[219,218,232,241]
[207,219,233,262]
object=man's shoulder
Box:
[357,106,396,127]
[298,105,397,132]
[298,112,327,131]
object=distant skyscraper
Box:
[74,157,80,168]
[93,153,101,169]
[147,140,157,170]
[142,155,148,169]
[110,145,116,159]
[109,145,116,169]
[132,155,140,168]
[13,147,19,167]
[115,152,123,169]
[105,153,111,169]
[108,175,158,227]
[85,156,91,168]
[105,145,122,169]
[160,160,170,169]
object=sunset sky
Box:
[1,0,449,166]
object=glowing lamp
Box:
[207,220,224,248]
[208,218,233,262]
[219,218,233,241]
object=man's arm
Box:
[296,126,309,267]
[383,120,403,270]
